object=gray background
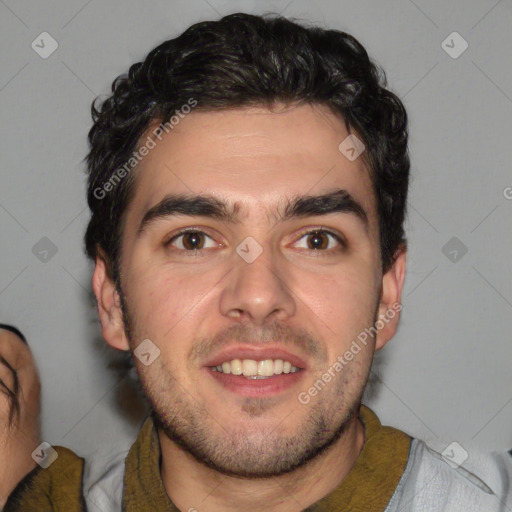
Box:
[1,0,511,469]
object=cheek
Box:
[123,264,219,358]
[126,271,197,387]
[297,263,378,325]
[336,270,378,320]
[134,276,196,333]
[293,262,379,370]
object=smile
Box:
[210,358,301,379]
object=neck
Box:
[158,412,365,512]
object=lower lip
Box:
[204,367,305,397]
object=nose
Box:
[219,241,296,325]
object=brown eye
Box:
[166,230,216,251]
[294,229,345,252]
[306,231,330,250]
[181,232,205,250]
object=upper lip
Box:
[202,346,308,370]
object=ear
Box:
[91,252,130,351]
[375,246,407,351]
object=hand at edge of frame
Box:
[0,327,42,508]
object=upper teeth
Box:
[211,359,300,377]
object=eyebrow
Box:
[136,188,369,237]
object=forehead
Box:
[124,103,377,231]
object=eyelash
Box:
[164,227,347,257]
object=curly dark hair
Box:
[84,12,409,286]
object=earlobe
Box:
[375,247,407,351]
[91,253,130,351]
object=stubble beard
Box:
[116,281,376,479]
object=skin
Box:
[0,328,41,508]
[93,103,406,511]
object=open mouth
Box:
[210,358,302,379]
[205,357,305,397]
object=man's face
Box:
[98,103,401,477]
